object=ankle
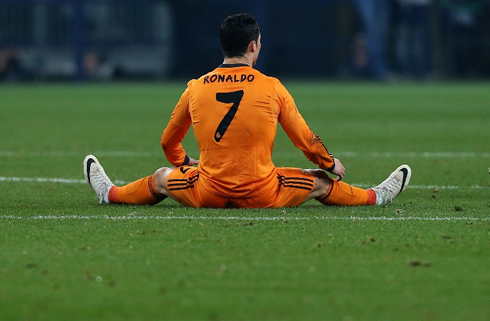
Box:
[107,186,120,203]
[365,189,376,205]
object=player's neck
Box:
[222,56,253,67]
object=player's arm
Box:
[160,87,198,166]
[275,81,339,175]
[282,115,336,171]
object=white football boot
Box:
[83,155,114,204]
[372,165,411,205]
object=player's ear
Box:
[249,40,257,53]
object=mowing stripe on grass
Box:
[0,176,488,190]
[0,176,127,185]
[0,151,155,157]
[1,151,490,158]
[0,214,488,222]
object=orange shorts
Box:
[166,166,315,208]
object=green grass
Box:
[1,82,489,321]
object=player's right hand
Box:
[331,158,345,181]
[188,157,200,166]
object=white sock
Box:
[103,188,111,204]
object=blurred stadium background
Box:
[1,0,489,82]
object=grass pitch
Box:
[1,81,489,320]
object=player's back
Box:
[187,64,281,198]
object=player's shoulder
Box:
[186,77,200,89]
[249,69,288,93]
[262,73,289,95]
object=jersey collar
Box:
[218,63,250,68]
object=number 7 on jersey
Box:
[214,90,244,142]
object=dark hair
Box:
[219,13,260,58]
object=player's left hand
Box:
[331,158,345,181]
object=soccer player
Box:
[84,13,411,208]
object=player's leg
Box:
[83,155,167,205]
[310,165,411,206]
[153,166,216,207]
[272,168,316,207]
[309,169,375,206]
[108,171,168,205]
[269,167,374,208]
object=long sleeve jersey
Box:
[161,64,335,198]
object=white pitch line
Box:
[0,176,488,190]
[0,214,488,222]
[0,177,86,184]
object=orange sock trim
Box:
[317,178,369,206]
[365,189,376,205]
[110,175,166,205]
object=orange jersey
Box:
[161,64,334,198]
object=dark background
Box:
[1,0,489,81]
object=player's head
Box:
[220,13,261,64]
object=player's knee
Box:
[307,169,332,198]
[153,167,172,193]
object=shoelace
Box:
[380,175,401,200]
[92,168,111,191]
